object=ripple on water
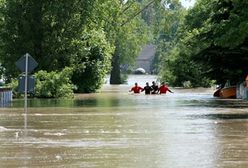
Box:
[0,126,8,132]
[2,82,248,168]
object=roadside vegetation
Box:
[158,0,248,87]
[0,0,247,98]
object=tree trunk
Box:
[110,47,121,84]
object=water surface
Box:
[1,75,248,168]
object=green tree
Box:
[194,0,248,85]
[180,0,248,86]
[154,0,186,74]
[159,0,248,87]
[88,0,149,84]
[0,0,94,78]
[109,0,149,84]
[135,0,186,77]
[0,0,113,92]
[71,29,113,93]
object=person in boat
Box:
[151,81,159,94]
[158,82,173,94]
[129,82,143,94]
[142,82,152,95]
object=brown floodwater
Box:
[1,75,248,168]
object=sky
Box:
[122,0,196,9]
[180,0,196,8]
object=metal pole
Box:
[24,54,28,135]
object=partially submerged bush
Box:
[8,67,75,98]
[34,67,74,98]
[6,78,21,98]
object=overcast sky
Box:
[180,0,196,8]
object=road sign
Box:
[15,53,38,133]
[15,53,38,73]
[18,75,35,93]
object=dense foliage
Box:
[34,68,74,98]
[0,0,153,94]
[160,0,248,87]
[71,30,113,93]
[1,0,246,94]
[0,0,113,94]
[104,0,149,84]
[8,68,74,98]
[0,0,94,77]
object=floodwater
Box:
[1,75,248,168]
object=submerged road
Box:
[1,75,248,167]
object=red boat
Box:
[213,88,221,97]
[214,86,236,98]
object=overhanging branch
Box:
[121,0,156,26]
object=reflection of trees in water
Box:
[204,113,248,120]
[12,98,122,108]
[12,99,75,108]
[185,98,248,109]
[73,97,121,107]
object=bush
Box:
[6,78,22,98]
[34,67,74,98]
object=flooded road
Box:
[1,75,248,167]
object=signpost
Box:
[18,75,35,93]
[15,53,38,134]
[16,53,38,73]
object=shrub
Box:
[34,67,74,98]
[6,78,22,98]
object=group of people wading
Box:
[129,81,173,95]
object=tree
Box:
[154,0,186,74]
[181,0,248,85]
[109,0,149,84]
[0,0,114,92]
[160,0,248,87]
[0,1,93,78]
[87,0,150,84]
[108,0,184,84]
[71,29,113,93]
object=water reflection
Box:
[203,113,248,120]
[1,76,248,167]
